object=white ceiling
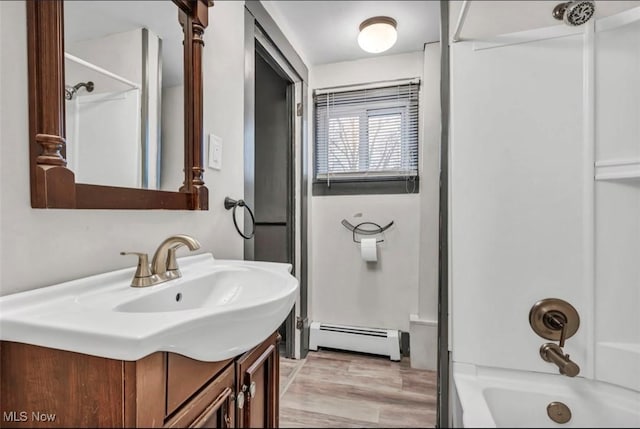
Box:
[262,1,441,66]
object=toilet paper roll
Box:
[360,238,378,262]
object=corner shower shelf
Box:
[595,159,640,181]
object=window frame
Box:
[313,80,420,195]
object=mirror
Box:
[27,0,211,209]
[63,1,184,191]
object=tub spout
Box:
[540,343,580,377]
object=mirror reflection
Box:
[63,1,183,190]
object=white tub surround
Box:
[451,23,589,376]
[594,7,640,394]
[454,363,640,428]
[450,5,640,427]
[596,343,640,392]
[451,4,640,394]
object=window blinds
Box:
[314,80,419,182]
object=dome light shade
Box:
[358,16,397,54]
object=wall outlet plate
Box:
[208,134,222,170]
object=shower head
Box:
[553,1,595,26]
[65,81,94,100]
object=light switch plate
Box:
[208,134,222,170]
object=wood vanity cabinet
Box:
[235,336,279,428]
[0,333,280,428]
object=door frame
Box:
[438,1,451,427]
[244,2,310,359]
[253,40,296,359]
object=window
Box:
[314,80,419,192]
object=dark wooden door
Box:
[235,334,279,428]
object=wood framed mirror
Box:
[27,0,212,210]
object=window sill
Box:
[312,177,419,196]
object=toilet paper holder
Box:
[341,219,394,243]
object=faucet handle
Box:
[167,247,180,271]
[120,252,153,279]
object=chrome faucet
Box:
[121,234,201,287]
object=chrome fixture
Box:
[547,401,572,424]
[529,298,581,377]
[553,1,595,26]
[65,81,94,100]
[121,234,201,287]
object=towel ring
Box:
[224,197,255,240]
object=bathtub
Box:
[453,363,640,428]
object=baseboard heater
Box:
[309,322,401,361]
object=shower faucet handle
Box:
[529,298,580,345]
[543,312,569,348]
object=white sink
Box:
[0,254,298,362]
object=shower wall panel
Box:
[450,32,589,375]
[594,10,640,392]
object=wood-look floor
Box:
[279,349,437,428]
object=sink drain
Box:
[175,293,182,302]
[547,401,571,424]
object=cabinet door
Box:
[190,387,235,428]
[166,354,233,416]
[236,334,279,428]
[165,364,235,428]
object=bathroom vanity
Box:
[0,253,298,428]
[1,333,279,428]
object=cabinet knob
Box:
[236,391,245,409]
[249,381,257,398]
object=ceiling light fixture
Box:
[358,16,398,54]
